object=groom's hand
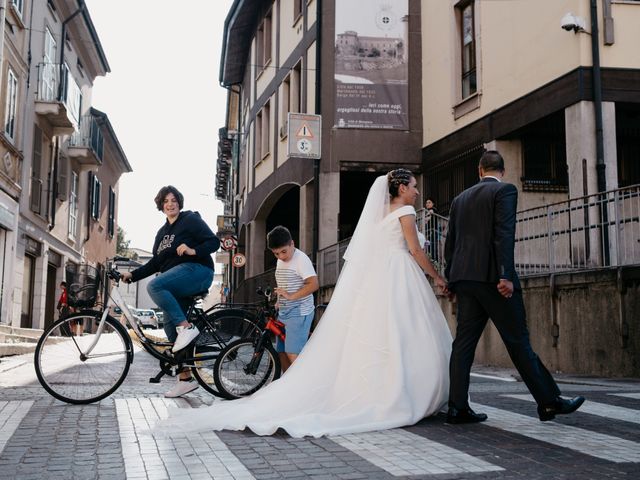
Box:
[497,279,514,298]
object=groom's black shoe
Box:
[446,406,488,424]
[537,396,585,421]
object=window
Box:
[108,187,116,237]
[68,171,78,238]
[281,62,302,137]
[90,172,101,220]
[255,100,271,163]
[616,104,640,187]
[256,10,272,71]
[459,1,476,99]
[4,69,18,140]
[66,65,82,123]
[521,112,568,191]
[12,0,24,17]
[30,125,44,214]
[42,28,57,101]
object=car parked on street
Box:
[135,309,159,329]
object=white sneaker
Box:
[172,324,199,352]
[164,378,199,398]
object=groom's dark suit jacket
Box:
[444,177,521,291]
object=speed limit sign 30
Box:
[232,253,246,268]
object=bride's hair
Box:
[387,168,414,197]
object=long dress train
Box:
[160,204,452,438]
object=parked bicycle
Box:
[213,287,285,399]
[34,256,262,404]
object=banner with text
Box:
[334,0,409,130]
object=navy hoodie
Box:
[130,210,220,282]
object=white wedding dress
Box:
[161,178,452,438]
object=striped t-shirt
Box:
[275,248,317,315]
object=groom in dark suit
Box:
[444,150,584,423]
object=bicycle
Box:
[34,256,263,404]
[213,287,285,399]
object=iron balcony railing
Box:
[36,63,82,124]
[69,115,104,161]
[317,184,640,286]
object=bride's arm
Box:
[399,215,448,293]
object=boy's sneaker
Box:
[164,378,198,398]
[172,324,199,352]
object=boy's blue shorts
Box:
[275,309,314,354]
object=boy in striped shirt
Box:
[268,226,319,372]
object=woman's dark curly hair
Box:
[154,185,184,211]
[387,168,414,197]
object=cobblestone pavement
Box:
[1,339,639,480]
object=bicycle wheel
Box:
[34,313,132,404]
[191,313,262,396]
[213,338,281,399]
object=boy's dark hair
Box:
[154,185,184,211]
[478,150,505,173]
[60,281,67,287]
[267,226,293,249]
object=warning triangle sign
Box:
[296,123,314,138]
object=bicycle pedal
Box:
[149,377,161,384]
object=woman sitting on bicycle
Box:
[121,185,220,397]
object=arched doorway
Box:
[264,187,300,270]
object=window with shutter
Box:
[108,188,116,237]
[57,154,69,201]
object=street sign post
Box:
[287,113,321,159]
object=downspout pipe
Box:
[590,0,610,265]
[312,0,322,265]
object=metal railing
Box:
[69,115,104,161]
[514,184,640,276]
[317,184,640,286]
[36,63,82,124]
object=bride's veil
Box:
[342,175,390,268]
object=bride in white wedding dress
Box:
[161,169,453,438]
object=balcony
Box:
[67,115,104,166]
[35,63,82,135]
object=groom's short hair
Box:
[479,150,505,172]
[267,226,293,249]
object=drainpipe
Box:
[312,0,322,265]
[590,0,610,265]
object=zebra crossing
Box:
[0,391,639,479]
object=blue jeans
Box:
[147,263,213,342]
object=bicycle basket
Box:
[66,264,101,309]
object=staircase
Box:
[0,325,43,357]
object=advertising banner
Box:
[334,0,409,130]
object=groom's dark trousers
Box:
[445,176,560,410]
[449,281,560,409]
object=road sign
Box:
[221,236,237,251]
[287,113,321,159]
[232,253,246,268]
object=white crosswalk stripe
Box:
[0,401,33,455]
[610,392,640,400]
[331,429,504,476]
[471,401,640,463]
[506,394,640,425]
[116,397,255,480]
